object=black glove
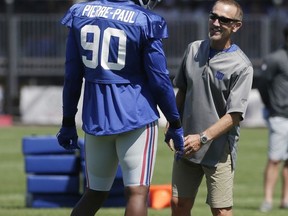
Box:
[56,126,79,150]
[56,117,79,150]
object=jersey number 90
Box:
[81,25,127,71]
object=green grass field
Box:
[0,125,287,216]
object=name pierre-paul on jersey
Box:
[82,5,137,24]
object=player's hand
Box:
[56,126,79,150]
[164,127,184,160]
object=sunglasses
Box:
[209,12,240,24]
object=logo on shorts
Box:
[215,71,224,80]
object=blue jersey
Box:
[61,0,180,135]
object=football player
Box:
[56,0,184,215]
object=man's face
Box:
[208,2,241,49]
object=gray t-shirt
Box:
[260,47,288,118]
[174,39,253,168]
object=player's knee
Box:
[125,185,149,199]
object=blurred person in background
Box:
[170,0,253,216]
[56,0,184,215]
[258,24,288,213]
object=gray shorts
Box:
[172,145,234,208]
[267,116,288,161]
[84,121,158,191]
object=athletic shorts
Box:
[172,144,234,208]
[84,121,158,191]
[267,116,288,161]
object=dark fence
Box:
[0,12,287,114]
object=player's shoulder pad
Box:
[61,2,86,27]
[146,14,168,39]
[130,5,168,39]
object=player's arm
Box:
[141,15,180,124]
[62,28,84,125]
[143,38,184,157]
[57,28,83,150]
[143,38,181,127]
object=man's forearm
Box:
[202,112,241,141]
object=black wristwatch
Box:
[199,132,209,145]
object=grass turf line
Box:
[0,126,287,215]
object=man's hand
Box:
[183,134,202,156]
[56,126,79,150]
[164,127,184,160]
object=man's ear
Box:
[232,22,242,33]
